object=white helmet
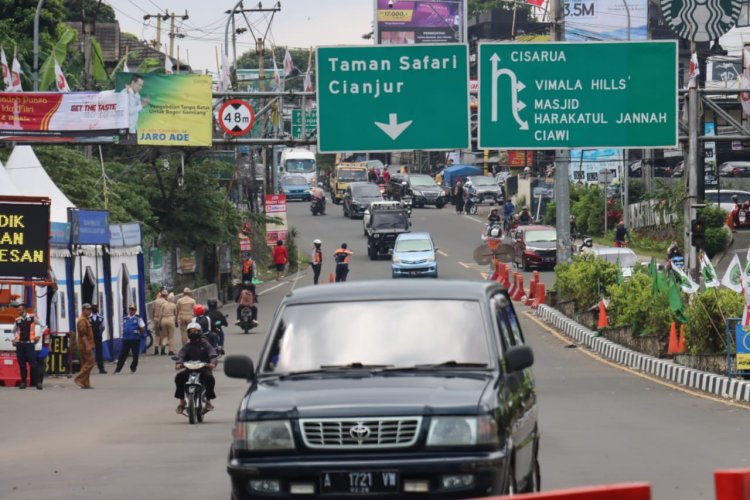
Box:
[186,322,202,332]
[313,239,322,245]
[490,227,500,237]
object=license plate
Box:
[320,471,399,494]
[543,257,555,262]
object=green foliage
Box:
[684,289,744,354]
[62,0,116,23]
[236,47,314,91]
[554,254,619,310]
[697,205,729,258]
[516,194,527,209]
[39,24,77,90]
[698,204,727,228]
[571,184,605,236]
[285,227,300,273]
[628,179,646,204]
[606,271,673,336]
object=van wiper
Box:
[320,363,394,370]
[380,361,489,372]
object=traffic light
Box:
[691,219,705,248]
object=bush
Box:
[544,201,556,225]
[704,227,730,258]
[684,289,744,354]
[554,254,619,310]
[606,271,674,336]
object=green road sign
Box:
[316,44,470,152]
[478,41,678,149]
[291,109,317,139]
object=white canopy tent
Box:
[0,159,21,195]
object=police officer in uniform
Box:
[333,243,353,282]
[89,304,107,374]
[115,304,146,374]
[12,304,41,390]
[74,303,95,389]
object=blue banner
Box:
[50,222,70,246]
[70,210,110,245]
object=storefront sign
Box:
[70,209,110,245]
[0,199,50,280]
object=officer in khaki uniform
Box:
[151,290,167,354]
[175,288,196,347]
[74,304,95,389]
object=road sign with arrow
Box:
[316,44,470,152]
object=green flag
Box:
[668,276,687,323]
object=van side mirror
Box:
[224,355,255,381]
[504,345,534,372]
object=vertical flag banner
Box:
[264,194,288,245]
[672,265,700,294]
[700,252,720,288]
[10,55,22,92]
[165,56,173,75]
[687,52,699,89]
[1,47,10,90]
[115,73,212,146]
[283,49,294,78]
[221,50,232,91]
[722,254,744,293]
[54,58,70,92]
[272,55,281,90]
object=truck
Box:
[364,202,411,260]
[279,148,317,187]
[330,162,368,204]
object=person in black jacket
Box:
[206,299,228,355]
[174,322,218,414]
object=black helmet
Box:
[207,299,218,309]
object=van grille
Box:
[300,417,422,449]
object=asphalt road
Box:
[2,199,749,500]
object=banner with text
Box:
[376,0,466,44]
[115,73,212,146]
[564,0,648,41]
[265,194,288,245]
[70,209,110,245]
[0,91,127,141]
[0,200,50,280]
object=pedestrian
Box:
[176,288,196,347]
[272,239,289,280]
[311,239,323,285]
[454,175,464,214]
[333,243,353,282]
[12,304,41,390]
[383,166,391,184]
[614,220,628,248]
[114,304,145,374]
[241,255,254,284]
[156,293,178,356]
[731,194,741,232]
[89,303,107,374]
[74,303,95,389]
[151,290,167,355]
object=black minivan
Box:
[224,280,540,499]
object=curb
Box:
[536,304,750,403]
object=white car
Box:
[704,189,750,213]
[583,247,640,280]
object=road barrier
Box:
[473,483,651,499]
[511,275,526,301]
[715,468,750,500]
[531,283,546,309]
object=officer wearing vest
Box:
[241,256,254,284]
[115,304,146,374]
[311,239,323,285]
[333,243,353,283]
[12,304,41,390]
[89,304,107,374]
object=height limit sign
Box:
[219,99,256,136]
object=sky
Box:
[109,0,375,73]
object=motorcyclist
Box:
[192,305,216,348]
[570,214,578,239]
[667,241,681,259]
[206,299,228,355]
[486,208,502,237]
[519,207,531,225]
[174,322,218,414]
[311,183,326,214]
[235,281,259,326]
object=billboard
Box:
[376,0,467,44]
[0,199,50,280]
[564,0,648,40]
[0,91,127,142]
[265,194,288,245]
[569,149,624,184]
[115,73,213,147]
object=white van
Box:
[279,148,317,186]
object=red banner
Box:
[508,151,535,168]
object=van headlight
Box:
[234,420,295,450]
[426,416,499,446]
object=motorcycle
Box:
[211,319,226,356]
[180,361,210,424]
[464,195,480,215]
[310,197,326,216]
[238,305,257,334]
[400,195,413,217]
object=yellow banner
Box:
[378,9,414,22]
[738,353,750,370]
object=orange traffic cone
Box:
[667,322,679,355]
[329,272,335,283]
[531,282,546,309]
[511,275,525,301]
[597,299,608,330]
[677,324,686,354]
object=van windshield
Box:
[285,159,315,174]
[339,169,367,182]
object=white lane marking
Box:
[462,214,484,223]
[437,250,449,257]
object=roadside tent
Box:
[0,160,21,195]
[441,164,484,189]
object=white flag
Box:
[53,58,69,92]
[700,252,720,288]
[1,47,10,90]
[687,52,699,89]
[220,50,231,91]
[165,56,173,75]
[283,49,294,77]
[9,54,22,92]
[272,55,281,90]
[672,265,700,294]
[741,74,750,116]
[722,254,744,293]
[123,59,130,73]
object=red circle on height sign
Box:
[218,99,256,136]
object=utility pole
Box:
[551,0,572,264]
[144,13,169,50]
[167,10,189,59]
[685,43,699,279]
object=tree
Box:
[236,46,315,91]
[63,0,116,23]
